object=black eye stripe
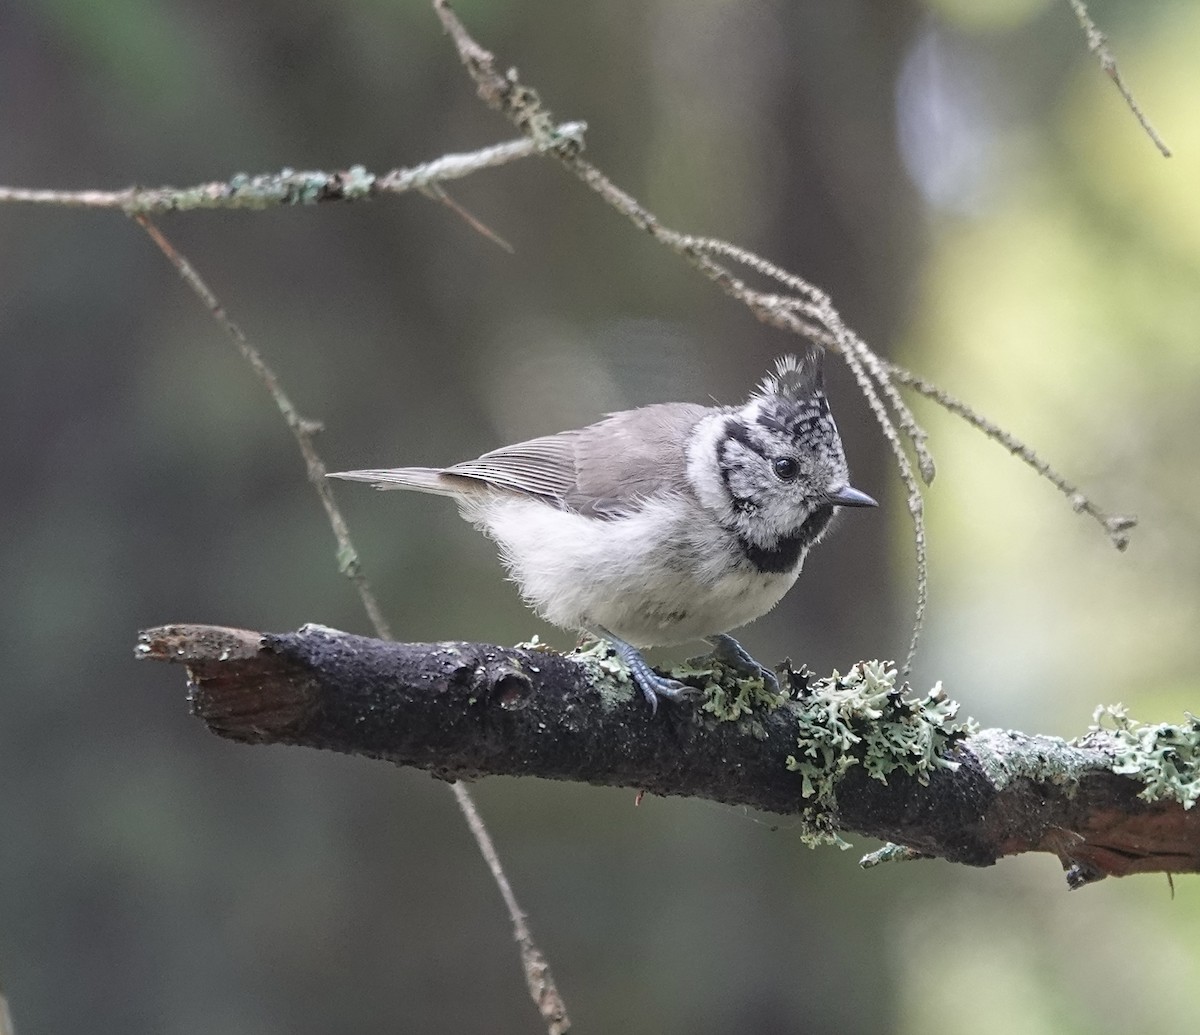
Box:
[724,420,803,484]
[722,418,766,460]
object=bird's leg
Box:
[589,627,696,715]
[704,633,781,696]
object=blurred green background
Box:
[2,0,1198,1032]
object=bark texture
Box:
[137,623,1200,887]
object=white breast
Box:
[464,494,803,647]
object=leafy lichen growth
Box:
[699,676,784,722]
[512,634,556,654]
[568,639,637,710]
[797,809,852,851]
[859,842,928,868]
[1087,705,1200,809]
[567,639,788,719]
[784,661,976,807]
[668,655,786,722]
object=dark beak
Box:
[829,485,878,508]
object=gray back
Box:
[446,402,711,517]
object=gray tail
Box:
[327,467,464,497]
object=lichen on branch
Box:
[138,623,1200,886]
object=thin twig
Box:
[679,237,937,485]
[838,337,927,676]
[1066,0,1171,158]
[132,213,569,1033]
[452,781,569,1034]
[885,360,1136,550]
[420,183,515,253]
[0,125,585,212]
[132,214,394,637]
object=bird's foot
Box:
[703,633,781,696]
[590,627,698,716]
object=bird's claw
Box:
[590,626,699,715]
[704,633,781,695]
[634,672,698,717]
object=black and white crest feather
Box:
[753,349,824,404]
[748,349,832,446]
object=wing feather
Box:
[333,402,713,515]
[446,432,580,500]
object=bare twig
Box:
[1066,0,1171,158]
[886,361,1136,550]
[420,183,515,253]
[133,216,569,1033]
[837,336,928,675]
[451,784,569,1034]
[0,125,585,212]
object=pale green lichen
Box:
[968,727,1101,791]
[337,164,375,199]
[569,639,637,710]
[699,677,782,722]
[512,634,557,654]
[798,809,852,851]
[565,640,788,718]
[669,655,786,722]
[859,842,927,868]
[1086,704,1200,809]
[784,661,976,807]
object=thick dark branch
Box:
[137,624,1200,887]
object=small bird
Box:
[330,351,876,712]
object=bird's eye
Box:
[772,456,799,481]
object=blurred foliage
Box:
[1,1,1198,1033]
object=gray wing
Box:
[447,402,711,517]
[447,433,580,499]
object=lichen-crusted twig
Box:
[139,623,1200,888]
[0,125,585,212]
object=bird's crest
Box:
[754,350,825,403]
